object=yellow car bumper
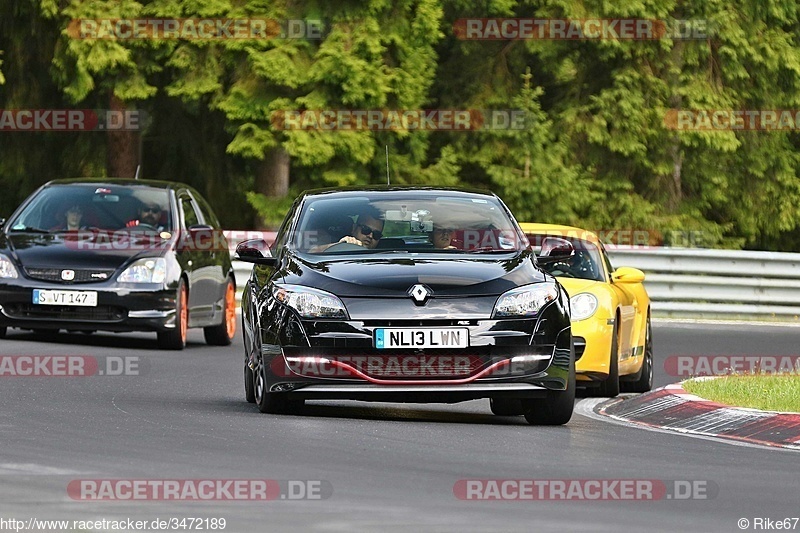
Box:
[573,316,614,382]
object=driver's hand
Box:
[339,236,363,246]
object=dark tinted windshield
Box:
[7,184,174,233]
[529,234,606,282]
[293,191,526,254]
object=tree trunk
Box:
[106,93,140,178]
[669,140,683,209]
[253,146,290,228]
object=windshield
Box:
[7,184,174,233]
[528,234,606,282]
[292,191,526,255]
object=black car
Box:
[0,178,236,350]
[237,187,577,425]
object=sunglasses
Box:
[142,206,160,214]
[357,224,383,240]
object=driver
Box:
[310,208,384,252]
[126,202,164,229]
[552,250,594,278]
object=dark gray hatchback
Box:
[0,178,236,350]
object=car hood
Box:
[284,251,546,297]
[1,232,170,270]
[552,277,604,296]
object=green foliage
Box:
[1,0,800,245]
[245,190,297,228]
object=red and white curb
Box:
[579,383,800,451]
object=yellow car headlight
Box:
[570,293,598,321]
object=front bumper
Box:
[254,300,573,403]
[0,279,179,333]
[573,315,614,382]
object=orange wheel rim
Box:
[179,287,188,343]
[225,282,236,339]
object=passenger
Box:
[429,225,456,249]
[51,204,86,231]
[310,208,384,252]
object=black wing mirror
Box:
[235,239,278,267]
[536,237,575,264]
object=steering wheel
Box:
[549,263,577,278]
[127,223,158,231]
[323,242,365,252]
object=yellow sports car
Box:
[520,223,653,397]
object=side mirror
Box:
[536,237,575,264]
[235,239,278,267]
[611,266,645,284]
[188,224,214,231]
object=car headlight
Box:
[570,293,598,321]
[0,255,19,279]
[272,284,348,319]
[493,282,558,318]
[118,258,166,283]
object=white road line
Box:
[0,463,85,475]
[653,318,800,329]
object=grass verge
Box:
[682,375,800,413]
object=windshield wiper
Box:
[8,226,50,234]
[465,247,509,253]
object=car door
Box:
[191,190,231,323]
[602,244,637,361]
[176,191,215,324]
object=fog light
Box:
[487,354,552,377]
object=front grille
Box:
[3,303,126,322]
[332,353,485,378]
[23,267,116,284]
[295,350,492,380]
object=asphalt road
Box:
[1,322,798,532]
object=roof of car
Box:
[518,222,601,242]
[43,178,189,190]
[299,186,499,198]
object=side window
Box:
[180,195,200,229]
[192,192,221,228]
[271,199,302,257]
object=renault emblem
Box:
[408,284,431,305]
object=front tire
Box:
[253,351,303,414]
[594,318,620,398]
[244,364,256,403]
[522,347,575,425]
[204,279,236,346]
[622,313,653,393]
[243,315,256,403]
[490,398,524,416]
[157,279,188,350]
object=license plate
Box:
[32,289,98,307]
[374,328,469,349]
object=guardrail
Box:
[607,248,800,321]
[224,231,800,321]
